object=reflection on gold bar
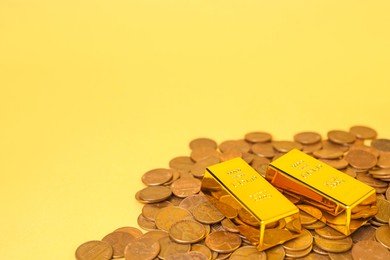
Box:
[266,149,377,235]
[201,157,302,251]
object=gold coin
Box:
[375,225,390,250]
[155,206,193,232]
[169,219,206,244]
[229,245,266,259]
[75,240,113,260]
[282,228,313,251]
[205,231,241,253]
[314,235,352,253]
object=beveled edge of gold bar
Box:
[205,157,299,223]
[269,149,375,206]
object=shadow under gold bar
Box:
[201,157,302,251]
[266,149,377,235]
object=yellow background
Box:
[1,1,390,259]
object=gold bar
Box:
[266,149,377,235]
[201,157,302,251]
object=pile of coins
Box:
[76,126,390,259]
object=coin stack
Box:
[75,126,390,259]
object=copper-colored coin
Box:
[114,227,143,238]
[356,172,388,188]
[142,230,169,241]
[238,208,259,227]
[219,195,242,211]
[142,168,174,186]
[158,236,191,259]
[192,201,225,224]
[221,218,239,233]
[213,201,238,219]
[219,148,242,162]
[191,147,220,162]
[205,231,241,253]
[350,224,376,243]
[124,236,160,260]
[265,244,285,260]
[171,177,202,198]
[191,244,212,260]
[322,140,350,152]
[314,235,352,253]
[327,130,356,145]
[375,198,390,223]
[283,228,313,251]
[314,226,346,240]
[75,240,113,260]
[142,201,173,221]
[155,206,193,232]
[375,225,390,249]
[169,156,195,171]
[302,220,326,230]
[263,228,296,246]
[251,142,276,158]
[189,138,218,150]
[137,213,157,231]
[377,152,390,168]
[328,251,353,260]
[186,251,208,259]
[164,252,192,260]
[229,245,267,259]
[299,210,319,225]
[313,148,344,159]
[300,252,329,260]
[311,243,329,256]
[102,231,136,258]
[250,156,270,177]
[345,149,377,170]
[219,140,251,153]
[294,131,322,145]
[349,126,377,139]
[179,194,209,213]
[351,240,390,260]
[272,140,303,153]
[138,186,172,203]
[284,244,312,258]
[371,138,390,152]
[301,141,323,154]
[349,143,380,157]
[169,220,206,244]
[319,158,348,169]
[386,186,390,201]
[342,167,357,178]
[298,204,323,220]
[244,132,272,143]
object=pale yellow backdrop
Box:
[1,1,390,259]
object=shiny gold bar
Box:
[266,149,377,235]
[201,157,302,251]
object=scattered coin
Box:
[205,231,241,253]
[169,220,206,244]
[102,231,136,258]
[124,236,161,260]
[375,225,390,249]
[351,240,390,260]
[158,235,191,259]
[75,240,113,260]
[229,245,266,259]
[349,125,377,139]
[371,138,390,152]
[189,138,218,150]
[155,206,193,232]
[142,168,174,186]
[328,130,356,145]
[314,235,352,253]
